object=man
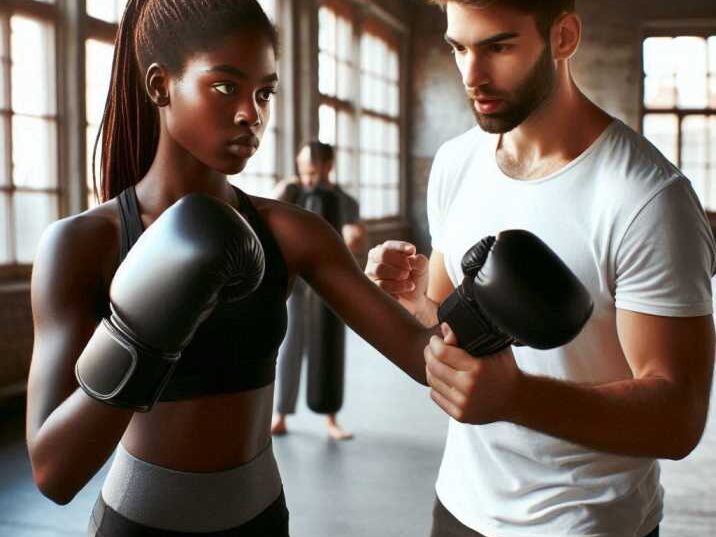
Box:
[366,1,715,536]
[272,141,367,440]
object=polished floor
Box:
[0,329,714,536]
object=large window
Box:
[642,34,716,209]
[0,6,59,265]
[318,2,402,220]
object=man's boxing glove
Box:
[75,194,265,411]
[437,230,593,357]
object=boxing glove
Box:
[75,193,265,411]
[437,230,593,357]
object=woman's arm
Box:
[26,215,133,505]
[272,205,436,385]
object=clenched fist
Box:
[365,241,429,317]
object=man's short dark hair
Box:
[304,140,335,165]
[428,0,576,41]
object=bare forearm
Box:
[413,297,440,328]
[29,390,132,504]
[511,373,708,460]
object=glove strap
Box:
[437,283,515,357]
[75,318,180,412]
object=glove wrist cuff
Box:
[437,284,514,357]
[75,318,180,412]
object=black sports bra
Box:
[115,185,289,400]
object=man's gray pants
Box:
[275,278,307,415]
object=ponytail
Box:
[91,0,278,203]
[92,0,158,203]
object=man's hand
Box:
[365,241,429,317]
[425,323,523,425]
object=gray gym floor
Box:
[1,329,714,536]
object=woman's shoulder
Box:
[246,193,340,275]
[34,199,121,286]
[248,193,328,234]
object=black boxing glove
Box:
[75,194,265,411]
[437,230,593,357]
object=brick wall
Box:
[0,283,33,400]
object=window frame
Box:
[317,0,408,224]
[639,23,716,199]
[0,0,62,281]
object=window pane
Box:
[337,16,352,61]
[675,37,707,108]
[13,192,57,263]
[337,110,354,150]
[0,18,8,111]
[643,114,678,165]
[682,115,709,205]
[389,83,400,117]
[388,51,399,82]
[388,156,399,186]
[318,7,333,52]
[360,34,372,73]
[86,39,114,126]
[318,51,336,96]
[0,193,10,263]
[11,16,56,116]
[337,61,352,101]
[644,75,675,109]
[319,105,336,145]
[86,39,115,207]
[319,7,336,54]
[0,118,8,186]
[643,37,675,77]
[386,187,399,215]
[336,149,353,187]
[87,0,128,23]
[12,116,57,189]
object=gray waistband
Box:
[101,442,282,532]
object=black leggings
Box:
[430,496,659,537]
[88,490,290,537]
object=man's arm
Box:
[426,310,715,460]
[341,222,368,257]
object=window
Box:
[85,38,115,208]
[229,0,282,198]
[359,26,400,219]
[642,34,716,209]
[0,8,59,265]
[86,0,126,24]
[319,4,357,199]
[318,2,402,220]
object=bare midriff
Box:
[121,383,274,472]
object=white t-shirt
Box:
[427,119,716,537]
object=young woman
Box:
[25,1,432,535]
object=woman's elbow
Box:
[30,456,80,505]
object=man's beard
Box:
[470,44,556,134]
